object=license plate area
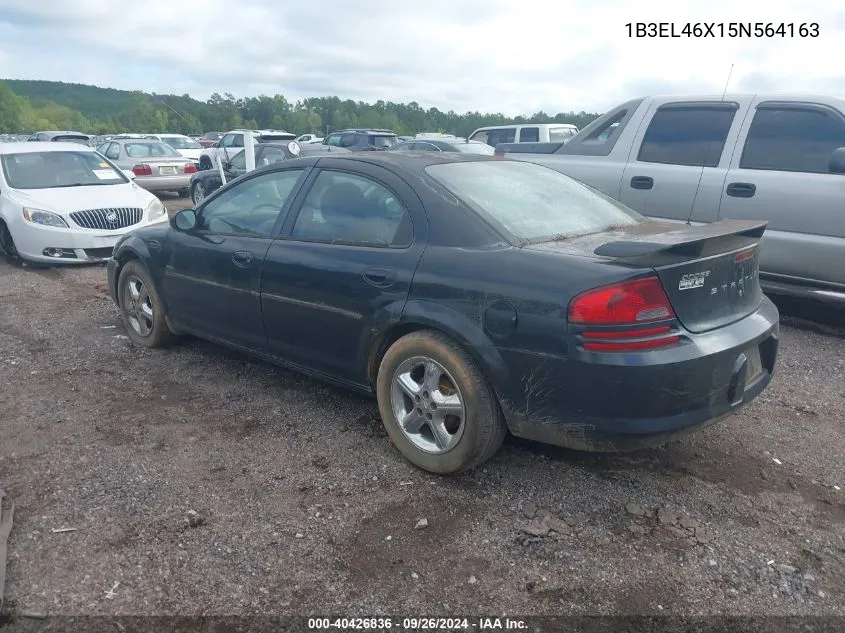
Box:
[159,166,176,175]
[746,345,763,384]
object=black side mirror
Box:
[173,208,197,231]
[829,147,845,174]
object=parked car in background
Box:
[189,142,350,204]
[96,138,196,196]
[106,153,778,473]
[397,136,414,142]
[323,129,397,151]
[296,134,323,144]
[198,129,297,171]
[0,142,168,265]
[26,131,91,145]
[145,134,204,163]
[390,137,494,155]
[469,124,579,147]
[496,94,845,304]
[198,132,224,148]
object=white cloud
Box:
[0,0,843,114]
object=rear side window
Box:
[519,127,539,142]
[369,135,396,149]
[740,106,845,174]
[637,106,736,167]
[291,171,412,247]
[339,134,359,148]
[549,127,576,142]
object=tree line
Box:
[0,79,600,138]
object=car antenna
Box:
[685,63,734,226]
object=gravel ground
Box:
[0,235,844,619]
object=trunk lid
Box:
[528,219,767,333]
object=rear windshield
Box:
[425,160,642,243]
[453,142,495,155]
[124,142,181,158]
[549,127,577,142]
[1,151,127,189]
[370,135,397,149]
[163,136,202,150]
[52,135,91,145]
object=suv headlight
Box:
[146,199,166,221]
[23,207,68,228]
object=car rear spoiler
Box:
[593,220,768,264]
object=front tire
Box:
[199,157,212,171]
[0,220,21,263]
[178,188,191,198]
[117,260,176,348]
[376,330,506,474]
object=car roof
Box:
[0,141,96,154]
[111,138,168,144]
[36,130,89,136]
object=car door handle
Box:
[630,176,654,190]
[363,267,396,287]
[232,251,254,267]
[726,182,756,198]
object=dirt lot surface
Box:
[1,240,844,619]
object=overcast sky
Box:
[1,0,843,115]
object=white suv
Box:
[469,124,579,147]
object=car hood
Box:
[9,182,155,214]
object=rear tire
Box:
[376,330,506,474]
[191,181,206,206]
[117,260,176,348]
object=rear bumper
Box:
[496,297,780,451]
[134,175,192,192]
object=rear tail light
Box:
[132,164,152,176]
[494,150,505,157]
[734,247,755,262]
[184,163,197,174]
[569,276,679,352]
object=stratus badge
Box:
[679,270,710,290]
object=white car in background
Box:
[0,142,168,266]
[146,134,204,163]
[296,133,324,144]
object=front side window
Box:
[426,160,641,244]
[486,128,516,146]
[339,134,359,148]
[219,134,235,148]
[325,134,341,147]
[740,106,845,173]
[291,171,412,247]
[198,169,304,236]
[1,151,128,189]
[637,106,736,167]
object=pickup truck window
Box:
[487,128,516,146]
[740,106,845,174]
[519,127,540,142]
[582,113,625,145]
[549,127,577,142]
[637,106,736,167]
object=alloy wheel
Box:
[390,356,466,454]
[123,275,155,337]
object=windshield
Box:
[1,151,127,189]
[124,142,181,158]
[162,136,202,150]
[453,142,495,155]
[425,160,642,243]
[370,135,397,149]
[549,127,577,142]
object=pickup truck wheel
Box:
[376,330,506,474]
[199,157,212,171]
[117,260,176,348]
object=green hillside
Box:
[0,79,600,138]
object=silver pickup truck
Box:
[497,94,845,304]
